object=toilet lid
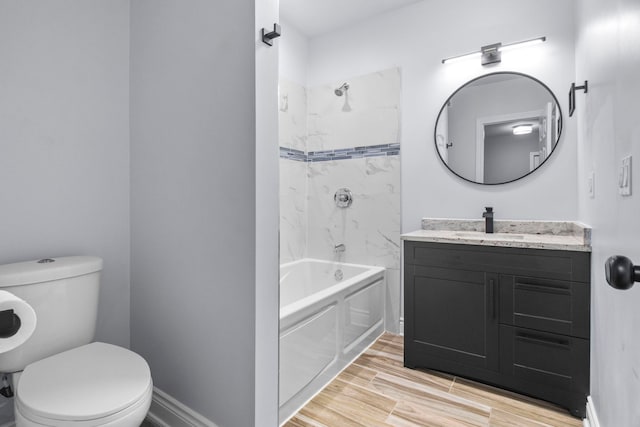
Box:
[17,342,151,421]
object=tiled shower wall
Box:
[279,68,402,332]
[279,79,308,262]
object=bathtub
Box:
[279,258,385,424]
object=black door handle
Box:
[605,255,640,290]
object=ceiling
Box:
[280,0,424,38]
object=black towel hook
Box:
[262,23,281,46]
[569,80,588,117]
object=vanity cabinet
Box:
[404,241,590,418]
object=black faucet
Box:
[483,207,494,233]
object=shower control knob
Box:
[334,188,353,208]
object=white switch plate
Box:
[588,171,595,198]
[619,155,632,196]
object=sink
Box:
[453,231,526,240]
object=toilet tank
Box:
[0,256,102,373]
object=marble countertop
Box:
[402,219,591,252]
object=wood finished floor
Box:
[284,333,582,427]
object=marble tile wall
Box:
[306,157,401,333]
[306,157,401,269]
[279,79,308,263]
[307,68,401,152]
[279,69,402,332]
[279,79,307,151]
[279,158,308,262]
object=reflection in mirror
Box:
[435,72,562,185]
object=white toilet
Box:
[0,256,152,426]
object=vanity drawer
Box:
[404,242,590,282]
[499,325,589,393]
[499,275,590,339]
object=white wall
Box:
[130,0,278,425]
[306,0,578,232]
[255,0,280,424]
[575,0,640,425]
[280,19,309,86]
[0,1,131,348]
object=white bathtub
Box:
[279,258,385,424]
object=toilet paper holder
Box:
[0,309,21,339]
[0,290,37,355]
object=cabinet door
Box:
[405,264,499,371]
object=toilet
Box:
[0,256,152,426]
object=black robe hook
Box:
[262,23,281,46]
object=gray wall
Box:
[0,3,130,419]
[255,0,280,424]
[484,132,539,184]
[0,1,130,346]
[130,1,269,426]
[575,0,640,425]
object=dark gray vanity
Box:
[402,220,591,418]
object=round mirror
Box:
[435,72,562,185]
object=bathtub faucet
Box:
[334,243,346,254]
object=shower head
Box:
[334,83,349,96]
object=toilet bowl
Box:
[14,342,152,427]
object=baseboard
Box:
[147,387,219,427]
[584,396,601,427]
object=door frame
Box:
[475,109,544,183]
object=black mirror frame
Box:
[434,71,564,185]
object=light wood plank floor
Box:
[284,333,582,427]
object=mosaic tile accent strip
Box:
[280,143,400,162]
[279,147,307,162]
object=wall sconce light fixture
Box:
[442,36,547,66]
